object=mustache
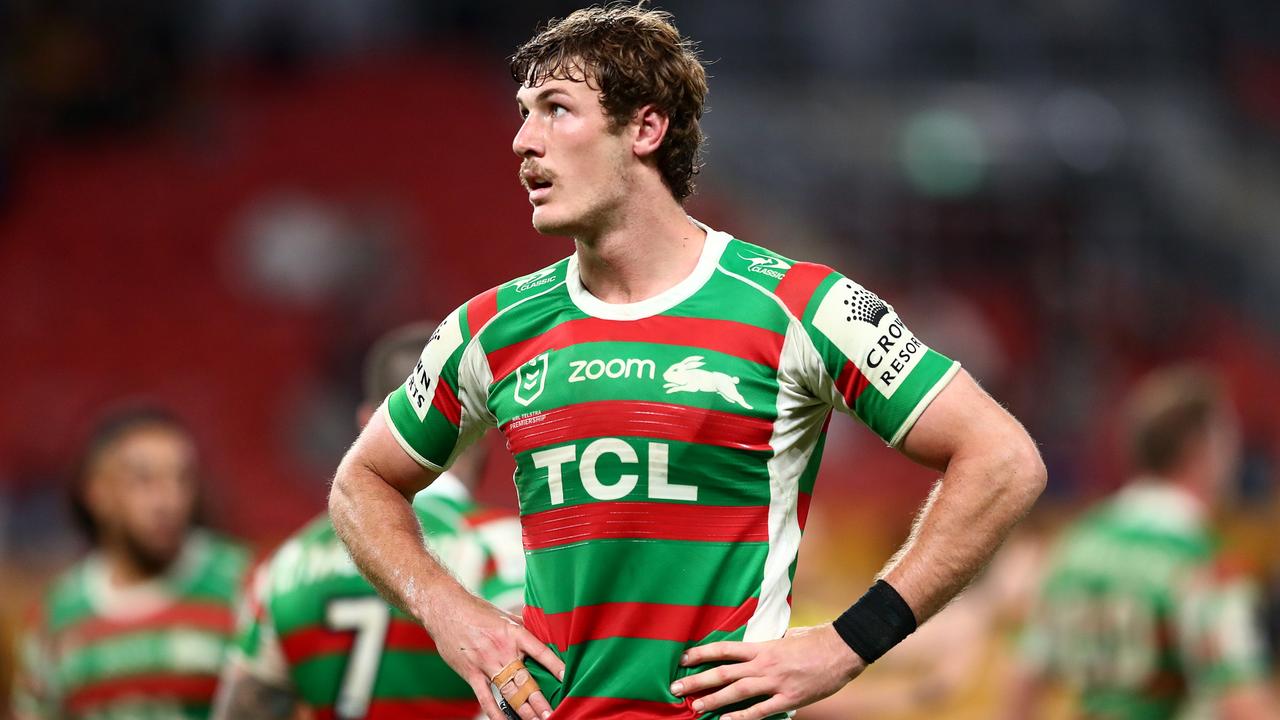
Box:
[519,161,554,190]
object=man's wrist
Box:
[831,579,918,664]
[821,624,866,681]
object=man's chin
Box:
[124,535,185,576]
[530,208,578,237]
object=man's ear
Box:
[632,104,670,158]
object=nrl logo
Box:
[738,252,791,280]
[511,266,558,293]
[663,355,752,409]
[514,352,549,406]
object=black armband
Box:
[831,580,918,663]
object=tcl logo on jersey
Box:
[531,439,695,505]
[812,279,927,399]
[568,357,656,383]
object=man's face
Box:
[514,74,633,236]
[1203,405,1243,507]
[87,425,199,573]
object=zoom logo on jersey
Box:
[663,355,753,409]
[738,252,792,280]
[514,352,549,406]
[812,278,927,399]
[568,357,657,383]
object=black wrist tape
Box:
[832,580,918,663]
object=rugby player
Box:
[329,6,1046,719]
[212,323,522,720]
[1007,366,1279,719]
[14,407,249,719]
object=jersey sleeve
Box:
[787,266,959,445]
[226,562,294,691]
[384,303,497,471]
[473,513,527,612]
[1176,567,1270,696]
[11,603,59,720]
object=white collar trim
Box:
[1114,479,1207,533]
[84,531,207,619]
[565,218,729,321]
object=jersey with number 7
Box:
[229,475,524,719]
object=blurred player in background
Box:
[12,407,250,719]
[1006,366,1280,719]
[212,323,523,720]
[329,6,1045,720]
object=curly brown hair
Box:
[510,3,709,201]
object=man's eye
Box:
[550,104,567,118]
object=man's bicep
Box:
[897,370,1021,472]
[351,407,440,499]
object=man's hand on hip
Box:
[670,624,865,720]
[424,592,564,720]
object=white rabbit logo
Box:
[662,355,753,409]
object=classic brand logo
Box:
[662,355,752,409]
[738,252,792,280]
[511,266,558,292]
[514,352,549,406]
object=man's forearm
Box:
[329,458,466,626]
[880,437,1045,623]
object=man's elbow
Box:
[1000,430,1047,511]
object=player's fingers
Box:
[689,676,771,713]
[681,641,758,666]
[467,675,508,720]
[721,693,791,720]
[518,630,566,680]
[670,660,752,696]
[525,689,553,719]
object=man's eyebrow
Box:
[516,87,572,108]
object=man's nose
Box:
[513,117,543,158]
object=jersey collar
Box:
[1114,479,1207,534]
[83,530,209,619]
[565,217,730,321]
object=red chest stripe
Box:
[521,501,770,550]
[502,400,774,455]
[486,316,784,382]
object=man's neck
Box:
[572,196,707,304]
[100,541,170,588]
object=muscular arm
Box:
[210,666,298,720]
[329,409,454,620]
[676,371,1045,720]
[883,370,1047,622]
[329,408,563,720]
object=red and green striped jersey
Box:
[384,224,960,720]
[1020,482,1270,720]
[229,474,524,719]
[13,531,249,720]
